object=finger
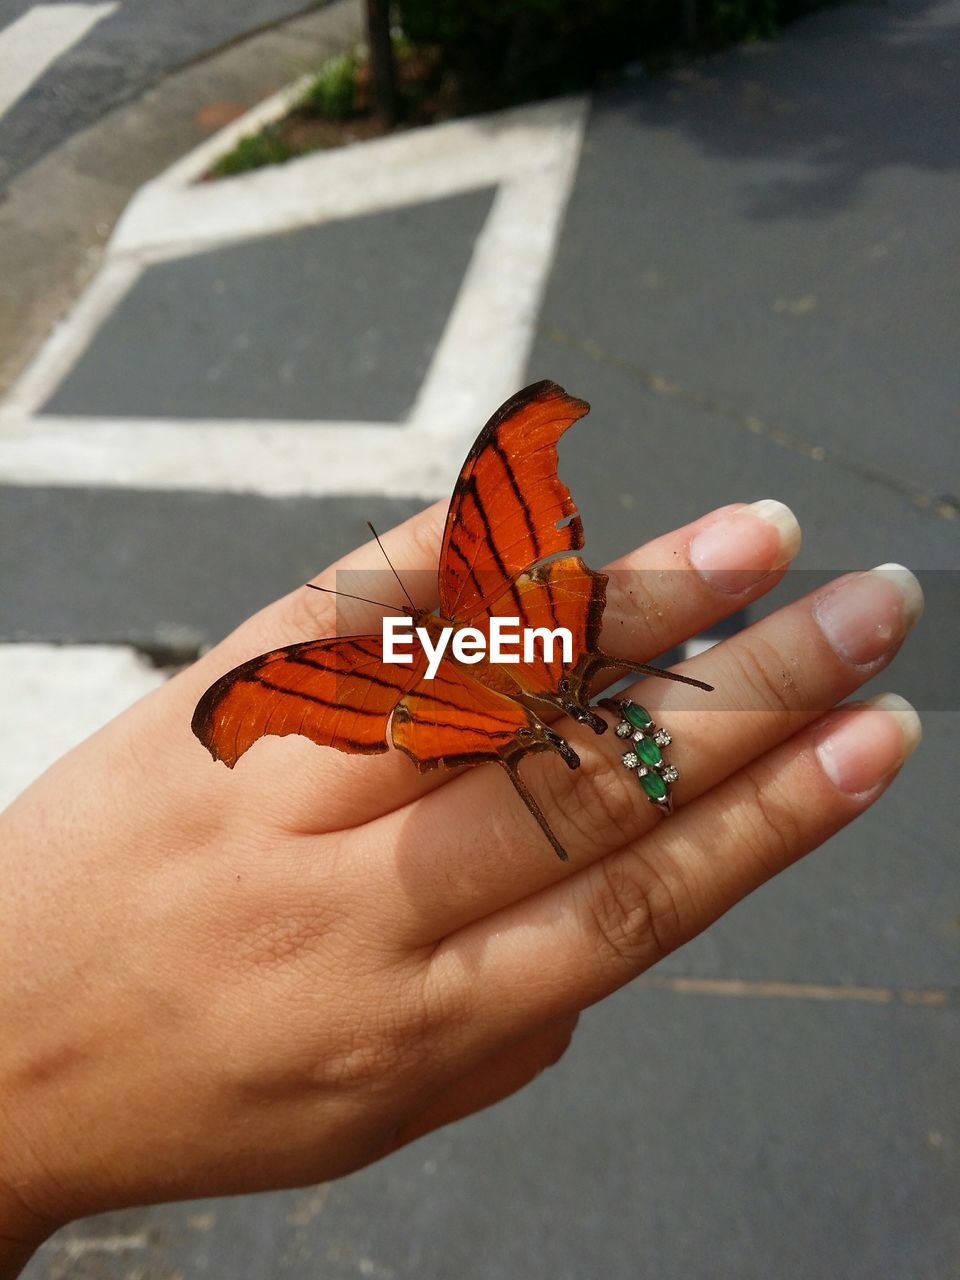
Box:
[392,1014,578,1148]
[434,694,922,1047]
[599,497,800,670]
[281,499,803,831]
[380,565,923,937]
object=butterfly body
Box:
[193,381,711,860]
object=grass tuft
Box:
[207,124,295,178]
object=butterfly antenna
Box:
[366,521,418,614]
[305,583,398,611]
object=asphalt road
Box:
[2,0,958,1275]
[0,0,319,187]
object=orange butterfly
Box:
[192,381,711,860]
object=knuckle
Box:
[581,852,681,974]
[540,1014,579,1068]
[737,763,804,874]
[733,632,802,716]
[540,748,646,852]
[318,1032,398,1093]
[382,959,472,1080]
[287,585,335,640]
[318,974,453,1095]
[514,1018,579,1089]
[603,573,663,654]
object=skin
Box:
[0,500,920,1277]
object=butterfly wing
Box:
[192,380,709,862]
[192,636,426,767]
[480,554,605,724]
[477,552,714,732]
[391,657,579,860]
[438,380,590,623]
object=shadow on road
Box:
[615,0,960,218]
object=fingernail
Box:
[815,694,922,795]
[690,499,801,593]
[815,564,924,666]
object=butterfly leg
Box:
[556,654,713,738]
[499,759,572,862]
[562,700,609,736]
[499,724,580,861]
[593,654,714,697]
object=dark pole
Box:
[366,0,398,126]
[681,0,698,41]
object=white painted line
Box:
[57,1234,149,1260]
[0,3,118,119]
[411,142,585,442]
[1,257,142,419]
[0,94,587,497]
[0,418,457,496]
[113,96,587,259]
[157,73,316,189]
[0,645,168,812]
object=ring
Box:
[598,698,679,816]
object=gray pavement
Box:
[5,0,959,1276]
[42,188,496,421]
[0,0,363,393]
[0,0,322,186]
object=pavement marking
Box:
[639,975,953,1008]
[1,256,141,422]
[111,94,587,259]
[50,1234,149,1259]
[0,417,452,496]
[0,644,168,811]
[0,3,118,119]
[0,95,588,498]
[543,323,960,524]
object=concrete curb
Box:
[0,0,363,394]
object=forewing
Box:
[484,554,606,701]
[480,555,714,721]
[192,636,426,768]
[438,380,590,622]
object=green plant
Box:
[395,0,839,109]
[208,125,295,178]
[301,50,360,119]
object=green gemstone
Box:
[623,702,652,730]
[636,737,662,766]
[640,771,667,800]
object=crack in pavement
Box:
[542,324,960,525]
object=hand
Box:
[0,499,922,1275]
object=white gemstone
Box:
[632,729,645,742]
[615,721,632,738]
[662,765,679,783]
[621,751,639,769]
[654,729,672,747]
